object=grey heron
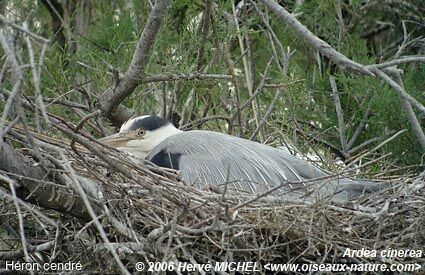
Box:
[100,115,386,201]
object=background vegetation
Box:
[0,0,424,273]
[4,0,424,173]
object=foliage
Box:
[1,0,425,273]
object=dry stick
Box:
[0,32,46,166]
[23,22,50,130]
[329,76,348,154]
[25,93,90,111]
[0,234,73,260]
[240,56,274,111]
[394,20,409,60]
[345,129,407,168]
[250,88,282,141]
[0,116,20,140]
[161,210,179,264]
[260,0,373,76]
[0,15,50,44]
[144,73,232,82]
[370,56,425,69]
[175,238,206,275]
[348,136,384,156]
[347,105,371,149]
[76,62,233,82]
[0,32,23,122]
[1,175,32,268]
[60,152,131,275]
[251,0,290,74]
[180,88,194,126]
[224,44,243,135]
[71,110,102,147]
[72,108,104,136]
[231,1,261,136]
[196,0,212,71]
[0,186,57,228]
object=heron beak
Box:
[99,133,131,148]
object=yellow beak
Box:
[99,133,131,148]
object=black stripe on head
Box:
[149,149,181,170]
[129,116,170,131]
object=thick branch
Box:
[260,0,373,75]
[98,0,172,126]
[0,139,97,221]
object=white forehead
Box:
[119,115,151,133]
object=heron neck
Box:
[157,123,183,141]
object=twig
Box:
[329,76,348,154]
[250,88,282,141]
[1,175,31,265]
[60,152,131,275]
[347,105,371,149]
[370,56,425,69]
[345,129,407,167]
[0,15,50,44]
[144,73,232,83]
[232,1,261,135]
[0,235,73,260]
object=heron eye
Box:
[137,129,146,136]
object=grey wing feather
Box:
[147,131,387,200]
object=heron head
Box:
[99,115,182,159]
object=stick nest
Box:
[1,135,424,274]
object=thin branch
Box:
[0,15,50,44]
[347,105,371,149]
[144,73,232,83]
[232,1,261,135]
[181,115,230,130]
[345,129,407,167]
[369,56,425,69]
[329,76,348,154]
[348,136,384,155]
[1,175,31,264]
[240,56,274,111]
[250,88,282,141]
[0,235,72,260]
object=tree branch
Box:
[260,0,373,76]
[97,0,172,127]
[330,76,348,154]
[0,138,97,221]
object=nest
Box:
[1,129,424,274]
